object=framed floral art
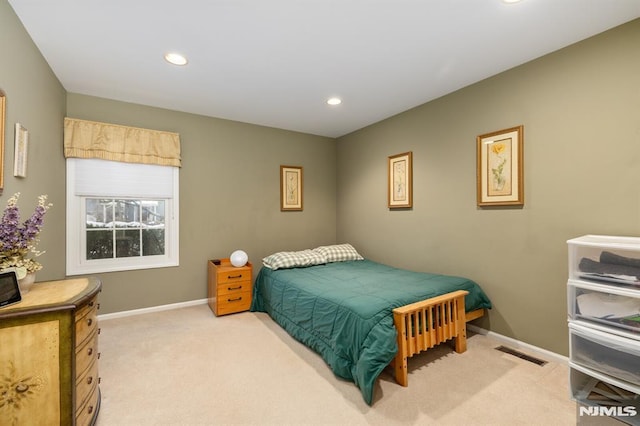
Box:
[13,123,28,178]
[476,125,524,207]
[0,90,4,192]
[280,165,303,211]
[388,151,413,209]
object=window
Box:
[85,198,166,259]
[66,158,179,275]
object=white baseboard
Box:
[98,299,567,364]
[467,323,568,364]
[98,298,208,321]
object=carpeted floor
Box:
[93,304,617,425]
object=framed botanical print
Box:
[388,151,412,209]
[476,125,524,207]
[13,123,29,177]
[0,90,4,192]
[14,123,29,178]
[280,165,303,211]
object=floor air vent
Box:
[495,345,548,366]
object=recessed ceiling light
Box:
[327,97,342,106]
[164,52,188,66]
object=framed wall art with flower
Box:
[0,90,5,192]
[476,125,524,207]
[388,151,413,209]
[280,165,303,211]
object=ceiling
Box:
[8,1,640,138]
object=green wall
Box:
[66,94,336,314]
[336,19,640,355]
[0,0,67,281]
[2,0,336,315]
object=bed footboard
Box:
[392,290,470,387]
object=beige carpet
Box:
[94,304,615,426]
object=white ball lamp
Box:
[230,250,248,267]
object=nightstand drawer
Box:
[217,269,251,284]
[217,280,252,296]
[217,290,252,315]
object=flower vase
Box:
[18,272,36,294]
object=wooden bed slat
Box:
[392,290,478,387]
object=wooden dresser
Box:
[208,259,252,316]
[0,277,102,425]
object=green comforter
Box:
[250,259,492,404]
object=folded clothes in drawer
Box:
[569,280,640,337]
[577,292,640,319]
[570,323,640,385]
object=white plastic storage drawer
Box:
[569,322,640,386]
[570,364,640,426]
[568,279,640,339]
[568,235,640,284]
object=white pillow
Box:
[313,244,364,263]
[262,249,327,270]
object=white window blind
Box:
[66,158,179,275]
[72,158,174,198]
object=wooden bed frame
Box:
[391,290,484,386]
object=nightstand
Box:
[207,258,253,316]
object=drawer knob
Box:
[228,285,242,291]
[87,376,93,385]
[87,318,93,326]
[87,347,93,356]
[228,274,243,279]
[88,405,94,414]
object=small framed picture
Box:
[476,125,524,207]
[280,165,303,211]
[388,151,413,209]
[0,90,5,191]
[14,123,29,178]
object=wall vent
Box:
[495,345,548,366]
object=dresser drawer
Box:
[76,358,99,410]
[570,322,640,385]
[217,268,251,285]
[568,279,640,339]
[76,295,99,321]
[217,290,252,315]
[217,279,252,296]
[76,330,99,379]
[76,385,100,426]
[75,301,99,347]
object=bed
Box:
[250,244,492,405]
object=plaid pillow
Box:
[262,249,327,270]
[313,244,364,263]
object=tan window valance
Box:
[64,117,181,167]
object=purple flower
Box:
[0,193,52,259]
